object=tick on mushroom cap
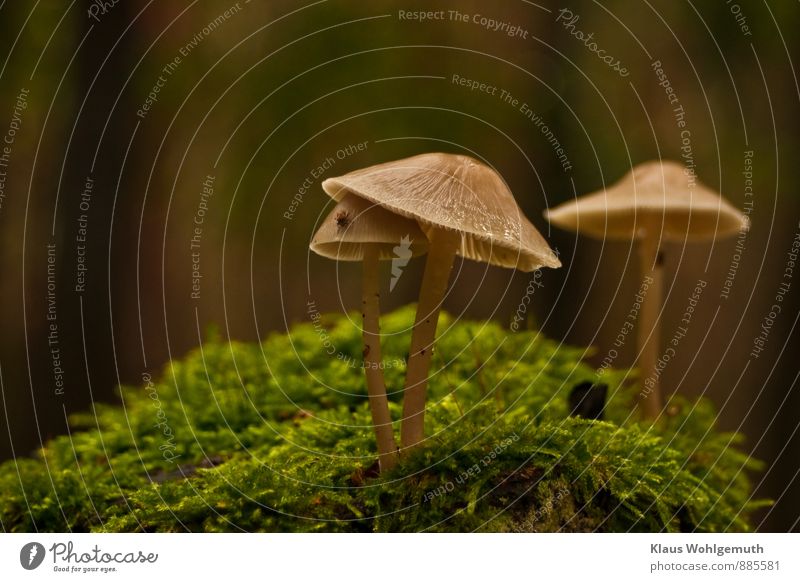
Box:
[311,193,428,261]
[322,152,561,449]
[544,160,749,420]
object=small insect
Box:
[334,210,350,230]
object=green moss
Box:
[0,306,767,532]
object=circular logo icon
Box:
[20,542,46,570]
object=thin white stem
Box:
[400,228,460,450]
[637,228,664,419]
[362,246,398,471]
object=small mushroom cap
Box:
[545,160,749,241]
[310,193,428,261]
[321,153,560,272]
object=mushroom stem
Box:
[637,227,664,419]
[362,246,398,471]
[401,228,461,450]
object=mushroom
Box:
[545,160,749,419]
[322,153,561,449]
[310,193,428,470]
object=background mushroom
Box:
[322,153,561,449]
[310,193,428,470]
[545,160,749,419]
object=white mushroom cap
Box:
[545,160,749,241]
[310,193,428,261]
[322,153,560,272]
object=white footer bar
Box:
[1,533,797,580]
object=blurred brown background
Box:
[0,1,797,530]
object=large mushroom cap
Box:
[322,152,560,272]
[310,193,428,261]
[545,160,749,241]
